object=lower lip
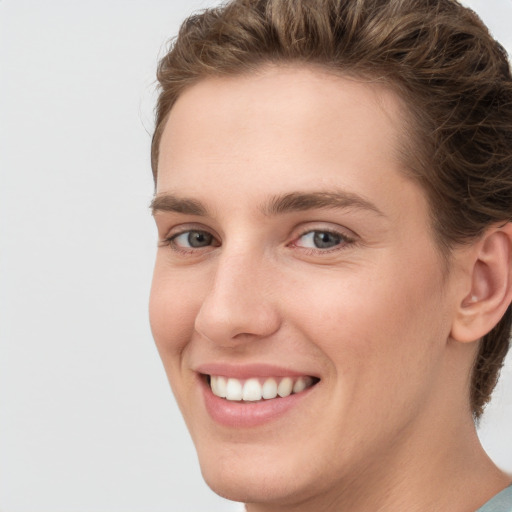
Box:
[200,376,316,428]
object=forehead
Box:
[156,65,419,214]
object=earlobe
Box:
[451,223,512,344]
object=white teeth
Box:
[225,378,243,401]
[293,376,311,393]
[211,376,219,396]
[210,375,316,401]
[242,378,262,401]
[210,376,227,398]
[262,378,278,399]
[277,377,293,397]
[217,376,227,398]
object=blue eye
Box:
[296,230,345,249]
[171,230,215,249]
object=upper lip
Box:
[195,363,319,379]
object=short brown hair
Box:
[152,0,512,418]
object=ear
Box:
[451,223,512,343]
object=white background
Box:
[1,1,511,511]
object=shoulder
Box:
[477,485,512,512]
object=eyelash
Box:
[290,228,356,254]
[161,227,356,256]
[161,229,220,255]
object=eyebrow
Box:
[150,190,384,217]
[263,191,384,217]
[151,195,208,216]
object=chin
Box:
[195,440,336,508]
[201,464,306,506]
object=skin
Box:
[150,66,511,512]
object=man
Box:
[150,1,512,510]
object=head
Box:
[149,0,512,508]
[151,0,512,419]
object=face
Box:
[150,66,463,509]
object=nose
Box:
[194,249,281,346]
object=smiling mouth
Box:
[206,375,320,402]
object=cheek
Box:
[149,264,199,362]
[287,255,449,386]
